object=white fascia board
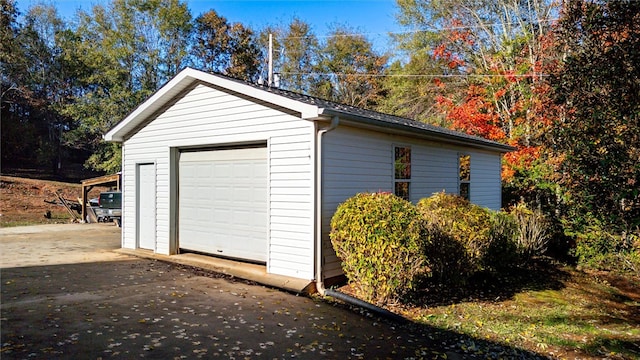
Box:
[195,70,320,119]
[104,68,321,142]
[104,68,197,142]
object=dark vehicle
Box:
[99,191,122,227]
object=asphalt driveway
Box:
[1,224,545,359]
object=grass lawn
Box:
[387,261,640,359]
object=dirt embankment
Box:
[0,176,109,227]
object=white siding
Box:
[411,145,459,200]
[320,127,393,279]
[469,150,502,210]
[321,126,503,279]
[120,81,503,283]
[121,83,315,280]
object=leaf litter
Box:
[1,258,556,359]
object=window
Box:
[459,154,470,201]
[394,146,411,200]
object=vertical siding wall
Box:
[122,83,316,280]
[321,126,503,279]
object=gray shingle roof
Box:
[107,67,513,152]
[221,73,513,152]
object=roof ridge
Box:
[204,70,510,150]
[108,67,512,151]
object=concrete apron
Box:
[115,248,316,294]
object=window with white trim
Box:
[394,146,411,200]
[459,153,470,201]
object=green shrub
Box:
[417,192,516,283]
[421,221,471,284]
[571,220,640,273]
[486,211,519,269]
[330,192,425,305]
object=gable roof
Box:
[104,67,513,152]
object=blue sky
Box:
[21,0,403,52]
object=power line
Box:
[392,18,558,35]
[279,18,559,41]
[268,16,557,79]
[279,72,549,78]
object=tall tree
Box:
[548,0,640,229]
[191,9,260,81]
[226,22,261,81]
[378,48,451,126]
[257,19,319,93]
[278,18,319,93]
[395,0,557,132]
[191,10,232,73]
[62,0,192,173]
[155,0,192,78]
[378,13,457,124]
[1,0,30,166]
[1,3,77,172]
[1,0,21,86]
[392,0,559,206]
[312,27,387,108]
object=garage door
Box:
[178,147,268,262]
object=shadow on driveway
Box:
[1,258,549,359]
[1,224,548,358]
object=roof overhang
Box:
[104,67,321,142]
[104,67,514,153]
[318,108,515,153]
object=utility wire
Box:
[280,18,559,41]
[268,17,556,79]
[279,72,549,78]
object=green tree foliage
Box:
[0,0,18,57]
[548,0,640,231]
[192,9,261,81]
[311,27,387,108]
[3,0,269,173]
[378,49,449,126]
[378,9,456,124]
[1,0,29,165]
[1,2,78,172]
[570,217,640,274]
[60,0,192,173]
[260,21,387,109]
[225,23,261,81]
[268,18,320,93]
[192,10,231,73]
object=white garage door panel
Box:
[179,147,268,262]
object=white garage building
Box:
[104,67,512,290]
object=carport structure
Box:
[80,173,121,222]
